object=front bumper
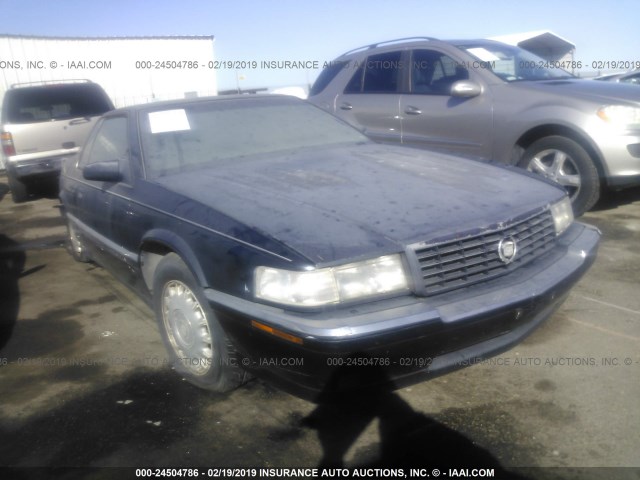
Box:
[206,223,600,400]
[594,130,640,188]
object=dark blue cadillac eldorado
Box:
[59,95,600,399]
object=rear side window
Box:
[345,51,403,94]
[2,84,112,124]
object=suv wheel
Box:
[7,171,29,203]
[153,253,247,392]
[519,136,600,216]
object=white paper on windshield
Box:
[466,48,501,62]
[148,109,191,134]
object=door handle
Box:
[339,103,353,110]
[405,106,422,115]
[69,117,90,125]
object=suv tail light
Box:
[1,132,16,157]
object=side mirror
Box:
[451,80,482,98]
[83,160,122,182]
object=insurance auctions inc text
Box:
[138,468,496,478]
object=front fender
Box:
[140,229,208,290]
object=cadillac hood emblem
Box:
[498,237,518,264]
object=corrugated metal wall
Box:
[0,36,217,107]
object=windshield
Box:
[459,43,575,82]
[140,98,368,178]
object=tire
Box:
[66,217,91,262]
[7,171,29,203]
[518,136,600,216]
[152,253,247,392]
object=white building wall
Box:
[0,35,217,107]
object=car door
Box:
[333,50,404,143]
[399,49,494,158]
[73,116,131,270]
[100,114,150,290]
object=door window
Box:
[79,116,131,183]
[411,50,469,95]
[82,117,129,166]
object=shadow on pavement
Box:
[0,177,9,202]
[303,362,529,478]
[0,234,26,350]
[0,173,59,203]
[0,369,215,470]
[591,186,640,212]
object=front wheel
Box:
[518,136,600,216]
[152,253,247,392]
[66,217,90,262]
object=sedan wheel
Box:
[153,253,247,391]
[161,280,213,377]
[66,218,90,262]
[519,136,600,216]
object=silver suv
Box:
[1,80,113,202]
[308,38,640,215]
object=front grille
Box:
[412,209,556,296]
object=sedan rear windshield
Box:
[140,98,368,178]
[458,43,575,82]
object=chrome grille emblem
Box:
[498,237,518,264]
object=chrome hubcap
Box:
[527,149,581,200]
[162,280,213,376]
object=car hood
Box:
[516,78,640,105]
[154,143,564,265]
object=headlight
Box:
[255,254,410,307]
[550,197,574,235]
[597,105,640,129]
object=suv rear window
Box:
[2,84,112,124]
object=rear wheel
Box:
[7,172,29,203]
[518,136,600,216]
[152,253,247,392]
